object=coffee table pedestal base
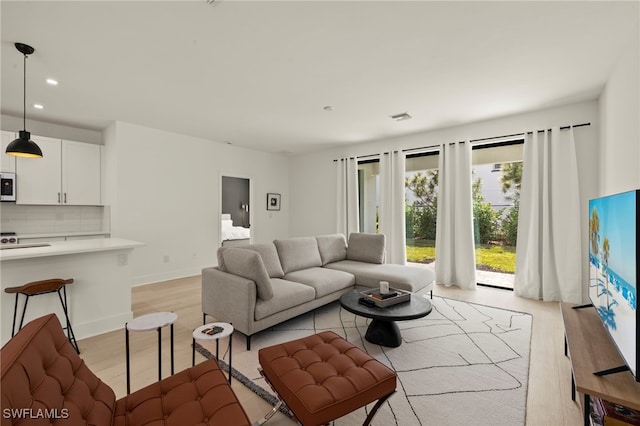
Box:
[366,319,402,347]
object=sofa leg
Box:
[246,334,252,351]
[203,313,207,325]
[430,290,433,299]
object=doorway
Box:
[221,176,251,246]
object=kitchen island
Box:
[1,238,143,345]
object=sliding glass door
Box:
[471,140,523,289]
[405,151,439,267]
[357,160,379,234]
[355,143,522,290]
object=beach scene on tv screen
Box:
[589,191,637,376]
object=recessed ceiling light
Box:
[46,78,58,86]
[33,104,44,109]
[390,112,412,121]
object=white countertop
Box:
[0,238,144,261]
[18,231,110,239]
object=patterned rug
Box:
[197,295,532,425]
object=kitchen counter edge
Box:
[0,238,144,261]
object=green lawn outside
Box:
[406,239,516,274]
[406,239,436,264]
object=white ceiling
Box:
[1,1,638,154]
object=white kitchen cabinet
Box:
[1,131,17,173]
[62,140,102,205]
[16,137,102,205]
[16,135,62,204]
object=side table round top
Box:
[127,312,178,332]
[193,322,233,340]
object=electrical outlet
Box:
[117,254,128,266]
[163,255,170,263]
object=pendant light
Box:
[6,43,43,158]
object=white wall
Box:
[1,114,102,144]
[599,28,640,195]
[104,121,290,286]
[290,100,600,300]
[291,100,599,235]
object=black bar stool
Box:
[4,278,79,353]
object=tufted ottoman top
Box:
[258,331,396,425]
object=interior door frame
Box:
[219,172,253,247]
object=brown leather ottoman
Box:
[258,331,396,425]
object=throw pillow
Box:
[245,243,285,278]
[216,246,229,272]
[316,234,347,265]
[222,248,274,300]
[347,233,385,264]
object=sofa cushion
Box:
[255,279,316,320]
[284,267,355,298]
[324,260,435,292]
[315,234,348,266]
[346,233,385,264]
[245,243,285,278]
[222,248,274,300]
[274,237,322,273]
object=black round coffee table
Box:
[339,289,432,348]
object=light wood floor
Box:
[78,276,583,425]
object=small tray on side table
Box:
[360,287,411,308]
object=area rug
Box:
[197,295,532,425]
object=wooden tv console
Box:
[561,302,640,426]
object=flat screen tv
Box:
[589,189,639,381]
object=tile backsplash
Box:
[0,204,109,235]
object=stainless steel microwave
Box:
[1,172,16,202]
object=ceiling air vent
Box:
[390,112,412,121]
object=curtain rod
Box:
[333,122,591,160]
[332,153,379,162]
[403,122,591,153]
[471,122,591,143]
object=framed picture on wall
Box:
[267,193,281,211]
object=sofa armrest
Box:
[201,267,257,336]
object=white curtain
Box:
[336,157,359,236]
[514,127,582,303]
[435,140,477,289]
[379,151,407,265]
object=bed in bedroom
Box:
[221,213,250,247]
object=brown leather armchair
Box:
[1,314,251,426]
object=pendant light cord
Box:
[23,53,27,131]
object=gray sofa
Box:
[201,233,435,349]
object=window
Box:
[471,140,524,289]
[405,151,439,268]
[358,152,440,269]
[357,160,379,234]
